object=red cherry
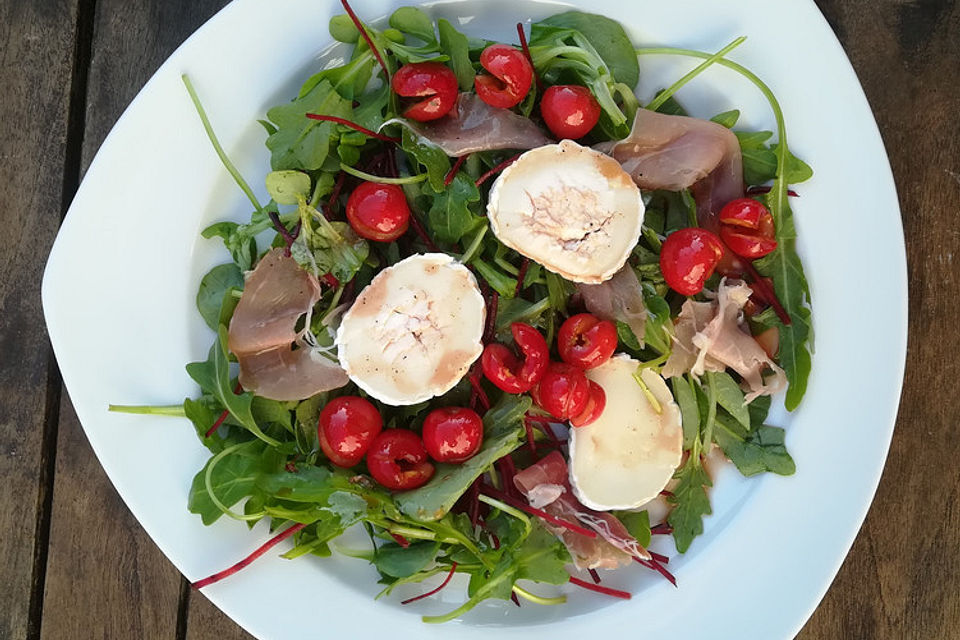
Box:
[422,407,484,463]
[533,362,590,420]
[391,62,458,122]
[474,44,533,109]
[557,313,618,369]
[317,396,382,468]
[659,227,725,296]
[481,323,549,393]
[345,181,410,242]
[366,430,435,491]
[718,198,778,259]
[539,85,601,139]
[569,381,606,427]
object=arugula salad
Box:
[114,0,813,622]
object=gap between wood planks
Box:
[26,0,98,638]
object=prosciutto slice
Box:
[228,248,349,401]
[661,279,786,402]
[577,265,647,346]
[514,451,651,569]
[598,109,743,226]
[386,93,552,157]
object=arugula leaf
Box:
[472,258,517,299]
[266,79,352,171]
[438,19,475,90]
[186,327,280,446]
[667,457,712,553]
[202,221,258,272]
[399,128,451,193]
[426,173,483,244]
[616,510,652,548]
[736,131,813,186]
[395,425,525,521]
[545,271,574,314]
[671,376,700,450]
[183,396,232,453]
[539,11,639,88]
[375,541,441,578]
[713,414,795,477]
[196,263,243,330]
[712,371,749,430]
[642,288,672,355]
[188,439,276,525]
[711,109,740,128]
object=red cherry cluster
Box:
[481,314,617,428]
[318,397,483,492]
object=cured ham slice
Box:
[228,248,348,401]
[386,93,552,157]
[598,109,743,226]
[514,451,651,569]
[577,265,647,346]
[662,279,786,402]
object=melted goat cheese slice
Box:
[486,140,644,284]
[569,355,683,511]
[335,253,485,406]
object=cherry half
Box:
[366,430,435,491]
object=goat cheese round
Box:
[335,253,485,406]
[486,140,644,284]
[569,355,683,510]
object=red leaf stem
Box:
[268,210,300,257]
[514,257,530,296]
[338,0,390,79]
[390,533,410,548]
[741,258,791,325]
[650,523,673,536]
[444,154,468,187]
[745,185,799,198]
[634,556,677,587]
[205,382,243,438]
[407,213,441,252]
[511,591,522,607]
[648,551,670,564]
[568,575,631,599]
[468,368,491,412]
[305,113,399,143]
[483,291,499,344]
[588,568,601,584]
[516,23,544,91]
[475,153,521,187]
[400,562,459,605]
[523,419,538,458]
[480,485,597,539]
[324,171,347,220]
[192,522,307,590]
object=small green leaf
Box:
[401,128,451,193]
[711,109,740,128]
[616,510,651,548]
[712,371,750,430]
[672,376,700,450]
[329,14,359,43]
[266,170,311,205]
[196,263,243,330]
[713,414,795,477]
[438,19,475,90]
[375,541,441,578]
[389,7,436,43]
[668,458,712,553]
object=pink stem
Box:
[193,522,307,590]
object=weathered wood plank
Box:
[39,398,183,639]
[0,0,79,637]
[38,0,229,638]
[800,1,960,638]
[186,593,254,640]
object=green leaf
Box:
[672,376,701,450]
[188,440,274,525]
[426,173,483,244]
[375,541,441,578]
[202,220,257,271]
[545,271,574,314]
[294,393,325,455]
[325,491,369,522]
[642,289,672,355]
[711,109,740,128]
[748,394,772,427]
[329,14,359,43]
[615,510,651,548]
[539,11,639,88]
[294,202,370,283]
[472,258,517,299]
[395,396,530,521]
[183,396,230,453]
[266,80,352,171]
[265,170,311,205]
[186,327,280,446]
[196,264,243,330]
[438,19,475,90]
[389,7,436,43]
[712,371,750,430]
[713,414,795,477]
[401,128,451,193]
[667,458,712,553]
[257,465,336,502]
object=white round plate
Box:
[42,0,906,638]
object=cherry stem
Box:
[475,153,521,187]
[339,0,390,79]
[480,485,597,539]
[741,259,791,325]
[400,562,459,605]
[516,23,544,91]
[444,154,468,187]
[192,522,307,589]
[305,113,399,143]
[568,575,631,599]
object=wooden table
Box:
[2,1,956,638]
